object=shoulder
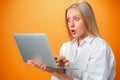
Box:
[60,41,71,49]
[59,41,71,56]
[91,37,113,56]
[91,37,110,49]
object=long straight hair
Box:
[65,1,101,38]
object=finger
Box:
[56,56,64,62]
[27,60,41,68]
[55,56,69,66]
[57,60,68,66]
[27,60,37,65]
[41,65,47,70]
[27,60,34,63]
[27,60,34,65]
[27,61,35,66]
[46,67,56,73]
[54,56,58,60]
[63,59,69,63]
[56,62,63,66]
[57,57,68,63]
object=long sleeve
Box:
[51,37,116,80]
[81,42,116,80]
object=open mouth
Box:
[71,30,76,34]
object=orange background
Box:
[0,0,120,80]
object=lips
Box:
[70,30,76,35]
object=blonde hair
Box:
[65,1,101,37]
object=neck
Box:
[77,34,88,46]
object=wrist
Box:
[58,73,73,80]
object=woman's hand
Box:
[27,60,42,69]
[52,70,73,80]
[55,55,69,67]
[26,60,64,73]
[27,60,72,80]
[27,60,48,72]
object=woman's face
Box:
[66,7,87,39]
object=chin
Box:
[72,35,78,39]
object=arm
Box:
[82,46,116,80]
[27,59,73,80]
[52,70,73,80]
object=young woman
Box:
[27,1,116,80]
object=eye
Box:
[74,17,80,21]
[66,18,70,23]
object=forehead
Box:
[67,7,81,17]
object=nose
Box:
[69,20,75,28]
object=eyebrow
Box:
[67,14,81,18]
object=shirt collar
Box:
[72,36,95,45]
[82,36,95,44]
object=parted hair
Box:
[65,1,101,37]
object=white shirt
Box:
[51,36,116,80]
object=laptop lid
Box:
[14,33,57,68]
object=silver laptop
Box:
[14,33,57,68]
